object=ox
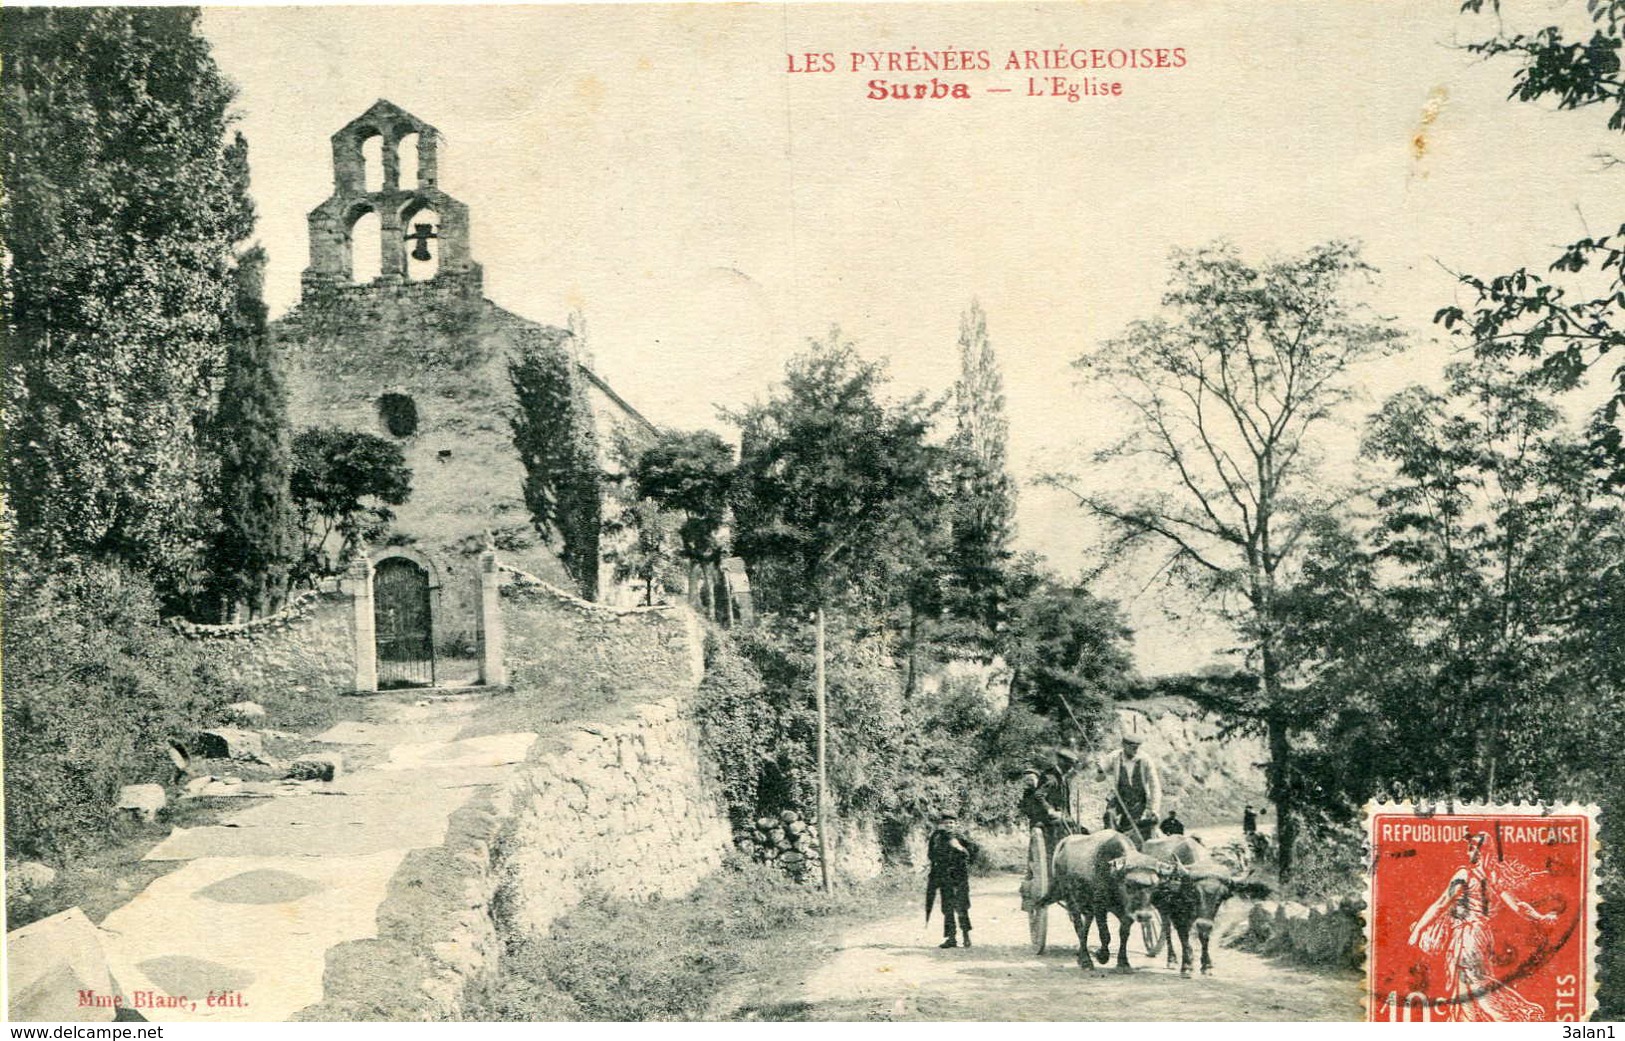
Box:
[1051,830,1170,972]
[1146,839,1272,977]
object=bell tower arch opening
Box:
[348,206,382,284]
[360,132,384,192]
[397,132,421,189]
[402,200,441,282]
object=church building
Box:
[272,100,655,685]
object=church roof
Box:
[335,99,436,142]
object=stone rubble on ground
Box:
[286,753,344,782]
[5,908,120,1023]
[116,783,167,821]
[224,701,268,723]
[5,861,58,903]
[195,727,268,762]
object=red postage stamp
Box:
[1365,802,1599,1022]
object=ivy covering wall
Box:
[510,331,603,599]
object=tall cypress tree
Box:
[205,246,293,621]
[946,300,1016,645]
[2,8,256,604]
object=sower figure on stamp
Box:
[925,811,977,949]
[1407,832,1556,1021]
[1097,721,1162,847]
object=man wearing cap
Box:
[925,812,977,948]
[1096,725,1163,846]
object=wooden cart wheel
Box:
[1141,909,1166,958]
[1026,826,1050,954]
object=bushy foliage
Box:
[510,334,602,599]
[692,634,777,828]
[288,426,411,582]
[695,619,1044,833]
[732,615,914,821]
[2,555,233,859]
[2,8,256,604]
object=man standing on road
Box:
[1097,725,1162,845]
[925,812,976,949]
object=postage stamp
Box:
[1365,802,1600,1022]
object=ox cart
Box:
[1022,825,1164,959]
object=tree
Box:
[1356,363,1624,800]
[288,427,412,582]
[1440,1,1625,437]
[203,246,293,621]
[510,334,603,599]
[1055,241,1403,880]
[632,429,735,606]
[605,495,682,606]
[2,8,256,604]
[945,300,1017,648]
[730,328,944,887]
[1001,577,1134,747]
[731,329,942,618]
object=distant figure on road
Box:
[926,812,976,949]
[1160,808,1184,835]
[1244,804,1268,861]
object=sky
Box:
[200,1,1621,674]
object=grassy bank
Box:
[470,860,916,1021]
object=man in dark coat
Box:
[1160,808,1185,835]
[926,812,976,948]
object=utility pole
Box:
[816,605,832,891]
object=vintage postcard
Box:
[3,0,1620,1025]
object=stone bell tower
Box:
[300,99,482,296]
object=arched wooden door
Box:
[374,556,436,688]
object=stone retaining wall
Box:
[178,592,354,695]
[499,565,704,699]
[300,693,732,1020]
[492,695,733,940]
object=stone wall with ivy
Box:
[274,279,657,626]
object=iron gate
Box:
[374,556,436,688]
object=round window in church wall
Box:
[378,393,419,438]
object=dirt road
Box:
[738,873,1361,1022]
